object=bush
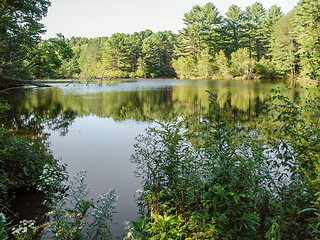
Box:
[255,58,277,79]
[129,90,320,239]
[230,48,255,79]
[0,213,9,240]
[214,50,232,79]
[0,133,67,198]
[172,56,196,79]
[45,171,117,239]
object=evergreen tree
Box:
[181,3,222,57]
[141,31,177,77]
[223,5,244,56]
[180,5,203,56]
[77,37,107,78]
[127,30,153,72]
[270,11,297,78]
[243,3,266,61]
[260,5,283,58]
[293,0,320,79]
[103,33,132,72]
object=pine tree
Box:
[293,0,320,79]
[141,31,177,77]
[181,3,222,57]
[103,33,132,72]
[260,5,283,58]
[243,3,266,61]
[223,5,244,56]
[269,11,297,78]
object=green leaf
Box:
[298,208,318,214]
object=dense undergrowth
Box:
[0,100,117,239]
[127,89,320,239]
[1,85,319,239]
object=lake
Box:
[1,78,319,238]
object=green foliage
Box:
[76,37,107,78]
[258,5,283,61]
[269,11,297,78]
[130,88,320,239]
[2,1,320,81]
[243,2,266,61]
[255,58,276,79]
[293,0,320,79]
[172,56,196,79]
[230,48,255,79]
[0,99,10,119]
[264,88,320,238]
[265,221,281,240]
[0,132,67,198]
[141,31,177,78]
[214,50,231,78]
[103,33,132,72]
[28,34,74,79]
[0,213,9,240]
[45,171,117,239]
[196,50,215,79]
[223,5,245,56]
[182,3,223,56]
[0,0,51,79]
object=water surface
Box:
[1,78,318,238]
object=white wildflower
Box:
[0,212,6,223]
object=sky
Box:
[41,0,299,39]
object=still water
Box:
[1,78,318,238]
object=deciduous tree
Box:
[0,0,51,79]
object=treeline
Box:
[60,30,177,79]
[1,0,320,82]
[57,1,320,80]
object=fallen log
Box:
[1,76,51,88]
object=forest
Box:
[1,1,320,239]
[1,0,320,86]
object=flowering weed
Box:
[45,171,117,239]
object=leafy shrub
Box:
[230,48,255,79]
[0,213,9,240]
[130,89,320,239]
[0,132,67,198]
[265,88,320,238]
[255,58,277,79]
[46,171,117,239]
[172,56,196,79]
[0,100,10,118]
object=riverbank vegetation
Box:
[128,89,320,239]
[0,100,118,239]
[1,0,320,86]
[1,85,319,239]
[1,0,320,239]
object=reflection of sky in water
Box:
[4,78,313,239]
[48,78,285,96]
[51,79,185,95]
[48,117,154,237]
